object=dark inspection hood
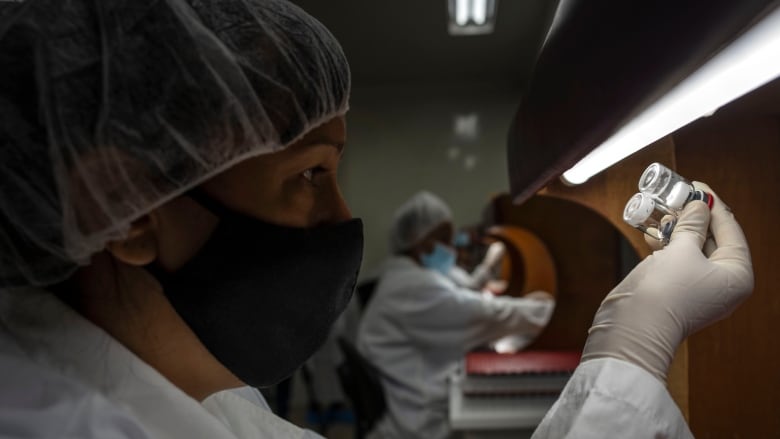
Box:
[507,0,779,203]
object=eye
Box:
[301,166,328,183]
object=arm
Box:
[398,281,554,352]
[533,183,753,438]
[453,242,507,290]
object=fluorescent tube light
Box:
[562,5,780,185]
[472,0,487,25]
[448,0,497,36]
[455,0,469,26]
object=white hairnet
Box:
[390,191,453,254]
[0,0,350,287]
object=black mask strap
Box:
[186,187,234,218]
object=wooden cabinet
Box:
[673,94,780,436]
[486,194,631,352]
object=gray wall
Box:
[339,82,522,277]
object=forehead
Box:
[196,115,347,219]
[285,116,347,154]
[205,114,346,178]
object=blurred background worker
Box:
[357,191,555,439]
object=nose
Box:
[314,177,352,225]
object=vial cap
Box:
[638,163,667,195]
[624,193,655,226]
[690,190,714,209]
[666,181,693,210]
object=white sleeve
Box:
[461,292,554,348]
[397,284,554,352]
[532,358,693,439]
[448,265,480,289]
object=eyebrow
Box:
[301,137,345,154]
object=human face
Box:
[415,221,456,256]
[200,116,350,227]
[94,115,353,400]
[151,116,350,271]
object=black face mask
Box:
[151,192,363,388]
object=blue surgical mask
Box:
[421,242,456,276]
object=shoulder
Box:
[359,259,453,324]
[0,348,151,438]
[377,257,453,294]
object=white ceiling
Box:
[289,0,560,87]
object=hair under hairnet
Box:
[390,191,453,254]
[0,0,350,287]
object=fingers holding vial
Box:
[626,163,714,250]
[585,165,755,382]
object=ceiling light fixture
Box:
[454,113,480,141]
[561,5,780,185]
[448,0,498,36]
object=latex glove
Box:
[582,182,754,382]
[643,181,721,255]
[481,241,506,269]
[468,242,507,288]
[524,290,555,302]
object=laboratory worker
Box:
[358,191,556,439]
[532,183,754,438]
[0,0,359,437]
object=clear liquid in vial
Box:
[623,192,678,243]
[638,163,694,211]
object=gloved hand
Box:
[582,182,754,382]
[469,242,507,289]
[482,241,506,269]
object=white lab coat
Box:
[0,286,322,439]
[357,256,555,439]
[532,358,692,438]
[447,265,483,290]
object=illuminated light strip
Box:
[456,0,469,26]
[455,0,488,25]
[472,0,487,25]
[450,0,496,35]
[562,5,780,185]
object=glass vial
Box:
[639,163,714,211]
[623,192,678,243]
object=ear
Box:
[106,214,159,266]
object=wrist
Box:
[582,322,677,383]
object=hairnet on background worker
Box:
[389,191,453,254]
[0,1,360,437]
